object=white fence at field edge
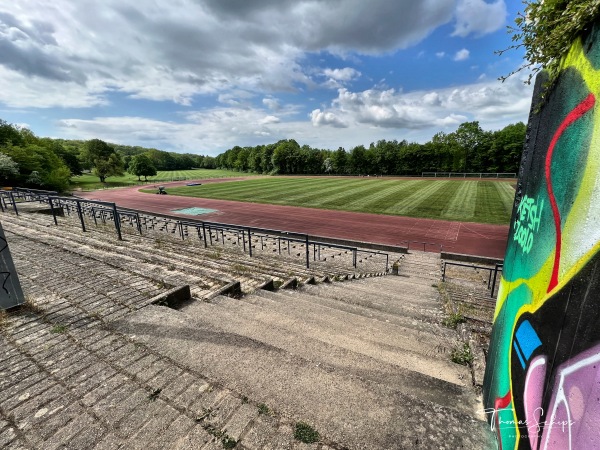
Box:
[421,172,517,178]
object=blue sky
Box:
[0,1,533,156]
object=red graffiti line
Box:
[545,93,596,293]
[494,391,512,450]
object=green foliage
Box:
[501,0,600,86]
[50,324,68,334]
[128,154,157,180]
[451,343,474,366]
[257,403,271,415]
[294,422,320,444]
[0,153,19,179]
[443,311,467,329]
[216,121,526,176]
[0,123,72,191]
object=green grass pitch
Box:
[71,169,253,190]
[162,176,515,225]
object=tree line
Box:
[0,118,525,192]
[215,121,526,176]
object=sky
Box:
[0,0,533,156]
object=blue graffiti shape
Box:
[513,320,543,369]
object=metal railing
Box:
[441,261,503,298]
[1,194,390,273]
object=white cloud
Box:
[323,67,361,82]
[453,0,507,37]
[262,97,280,111]
[310,75,532,132]
[454,49,470,61]
[310,109,348,128]
[259,115,280,125]
[436,52,445,58]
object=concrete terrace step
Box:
[231,289,467,386]
[180,297,479,417]
[297,279,442,320]
[112,305,491,450]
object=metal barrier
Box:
[0,195,390,273]
[441,261,503,297]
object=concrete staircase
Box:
[0,209,493,449]
[113,255,492,449]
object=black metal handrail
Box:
[442,261,503,298]
[2,195,390,272]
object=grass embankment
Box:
[70,169,254,191]
[161,177,514,225]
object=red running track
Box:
[77,179,509,259]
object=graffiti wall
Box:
[483,22,600,450]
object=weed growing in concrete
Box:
[257,403,271,416]
[167,264,176,271]
[451,343,474,366]
[23,296,43,314]
[50,324,68,334]
[221,435,237,449]
[195,408,213,422]
[148,388,162,401]
[0,310,8,329]
[443,311,467,329]
[294,422,320,444]
[231,263,248,274]
[206,249,222,259]
[204,425,237,449]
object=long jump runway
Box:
[78,180,509,259]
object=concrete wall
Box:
[483,23,600,450]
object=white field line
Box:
[441,181,477,220]
[384,181,449,214]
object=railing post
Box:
[385,253,389,272]
[8,191,18,215]
[353,249,357,268]
[305,235,309,268]
[112,203,122,240]
[49,197,58,225]
[136,213,142,234]
[202,223,208,248]
[179,221,184,240]
[442,262,446,281]
[75,200,86,232]
[248,229,252,257]
[242,229,246,252]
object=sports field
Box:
[163,177,515,225]
[71,169,253,190]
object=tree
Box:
[26,170,43,186]
[82,139,124,183]
[0,153,19,180]
[96,153,124,183]
[128,154,157,181]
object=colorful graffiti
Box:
[483,22,600,450]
